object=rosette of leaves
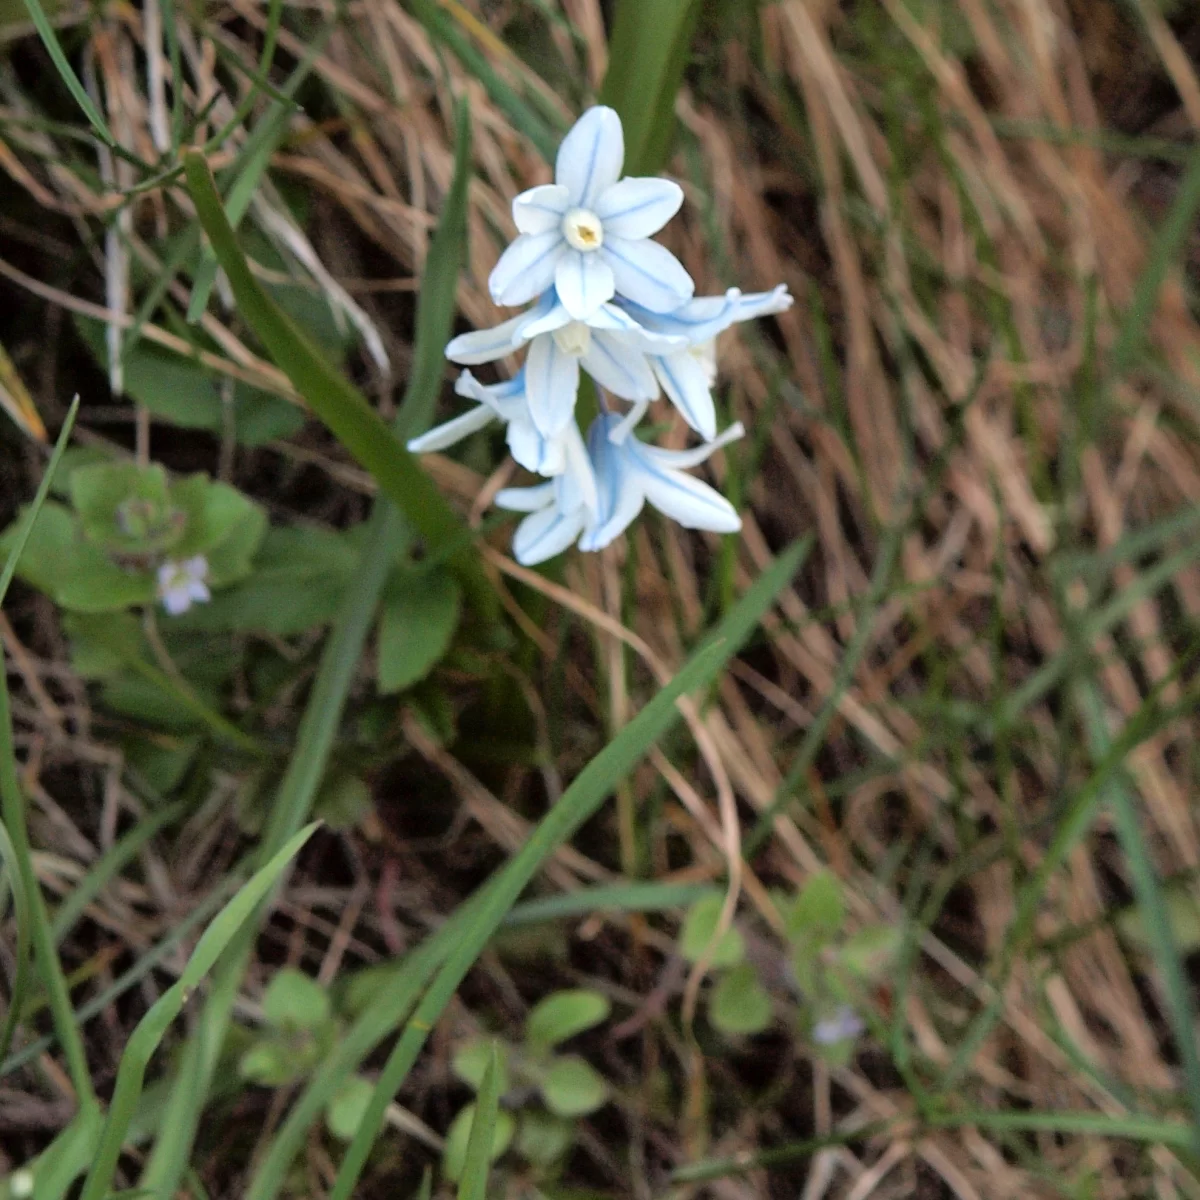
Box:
[238,968,377,1145]
[1,458,264,613]
[444,989,612,1182]
[679,891,774,1037]
[778,871,902,1064]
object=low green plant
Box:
[444,988,613,1182]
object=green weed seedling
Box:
[444,989,613,1183]
[0,456,264,615]
[780,872,901,1066]
[239,967,379,1147]
[678,876,901,1060]
[679,892,773,1037]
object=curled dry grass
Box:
[2,0,1200,1196]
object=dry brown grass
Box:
[3,0,1200,1196]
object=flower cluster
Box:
[409,106,792,565]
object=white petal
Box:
[594,178,684,239]
[641,422,745,469]
[558,420,598,515]
[489,232,566,308]
[622,284,792,344]
[524,333,581,437]
[555,106,624,209]
[507,418,566,476]
[653,351,717,440]
[600,236,694,313]
[512,504,587,565]
[517,300,573,341]
[495,481,556,512]
[513,184,571,235]
[162,587,191,616]
[454,370,526,421]
[581,331,659,401]
[578,415,644,550]
[183,555,208,580]
[446,312,533,364]
[187,581,211,605]
[555,251,615,321]
[634,454,741,533]
[406,404,497,453]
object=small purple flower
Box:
[812,1006,864,1046]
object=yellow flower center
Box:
[561,208,604,253]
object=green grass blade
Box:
[3,878,232,1079]
[25,1104,104,1200]
[457,1044,500,1200]
[0,398,96,1110]
[395,95,471,441]
[0,818,30,1064]
[0,397,79,605]
[1111,147,1200,377]
[19,0,115,147]
[78,824,318,1200]
[329,540,808,1199]
[600,0,702,174]
[182,151,497,621]
[1076,681,1200,1157]
[139,503,407,1199]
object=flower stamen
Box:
[561,208,604,253]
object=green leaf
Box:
[182,150,498,621]
[64,612,146,678]
[680,893,744,968]
[525,990,611,1052]
[599,0,702,174]
[314,774,373,832]
[175,525,357,635]
[263,968,331,1032]
[514,1110,574,1168]
[540,1055,609,1118]
[170,477,266,569]
[709,964,772,1036]
[837,925,901,981]
[377,569,462,694]
[78,824,320,1200]
[71,462,182,555]
[443,1103,514,1185]
[457,1043,503,1200]
[0,503,148,612]
[325,1076,374,1143]
[452,1037,510,1095]
[239,1038,305,1087]
[784,871,846,944]
[395,95,471,442]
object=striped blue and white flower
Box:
[617,285,794,440]
[489,106,694,321]
[409,104,792,565]
[495,410,743,565]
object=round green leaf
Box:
[525,989,611,1051]
[540,1055,609,1118]
[239,1038,302,1087]
[837,924,902,981]
[442,1103,515,1183]
[376,568,462,694]
[262,968,331,1032]
[680,893,744,968]
[452,1037,510,1095]
[515,1110,575,1167]
[325,1075,374,1142]
[709,963,773,1036]
[784,871,845,944]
